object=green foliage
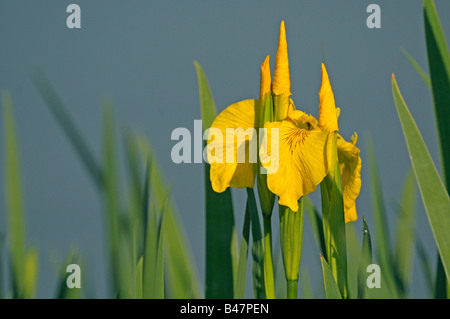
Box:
[195,62,238,299]
[392,75,450,281]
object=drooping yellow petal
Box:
[337,133,361,223]
[260,55,271,102]
[261,109,329,212]
[273,20,291,97]
[207,99,258,193]
[319,63,339,132]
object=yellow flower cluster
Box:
[207,21,361,223]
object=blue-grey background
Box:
[0,0,449,298]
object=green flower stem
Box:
[287,280,298,299]
[263,215,275,299]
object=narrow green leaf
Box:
[300,268,313,299]
[346,222,360,299]
[415,238,434,296]
[394,169,417,295]
[23,248,38,299]
[123,130,145,258]
[138,137,202,298]
[392,75,450,280]
[357,218,373,299]
[321,133,347,298]
[0,236,3,299]
[154,199,167,299]
[2,92,26,299]
[321,255,342,299]
[247,188,266,299]
[135,257,143,299]
[55,248,81,299]
[195,62,238,298]
[365,135,397,297]
[234,203,251,299]
[304,196,326,257]
[435,255,448,298]
[101,101,121,296]
[29,67,102,188]
[401,48,431,89]
[424,0,450,190]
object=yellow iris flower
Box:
[318,63,362,223]
[206,21,361,223]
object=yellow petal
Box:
[273,21,291,96]
[337,133,361,223]
[260,55,271,102]
[207,99,258,193]
[262,110,329,212]
[319,63,339,132]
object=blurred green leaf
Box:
[304,196,326,257]
[357,218,373,299]
[392,75,450,280]
[29,67,102,188]
[234,202,251,299]
[135,257,143,299]
[55,248,81,299]
[366,135,397,298]
[143,198,166,299]
[2,92,27,299]
[138,138,202,298]
[101,102,121,296]
[394,169,417,296]
[415,238,434,296]
[300,267,313,299]
[0,236,3,299]
[23,248,38,299]
[401,48,431,89]
[320,255,342,299]
[247,188,265,299]
[195,62,238,298]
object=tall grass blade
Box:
[304,196,326,257]
[424,0,450,190]
[394,169,417,296]
[346,222,360,299]
[135,257,143,299]
[401,48,431,89]
[29,67,102,188]
[195,62,238,298]
[138,137,202,298]
[55,249,81,299]
[234,203,251,299]
[321,134,347,298]
[392,75,450,280]
[2,92,27,299]
[300,268,313,299]
[357,218,373,299]
[415,238,434,296]
[424,0,450,296]
[366,135,397,297]
[320,255,342,299]
[247,188,266,299]
[23,249,38,299]
[101,102,121,296]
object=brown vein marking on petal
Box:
[285,127,309,153]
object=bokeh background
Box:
[0,0,449,298]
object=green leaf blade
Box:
[195,62,238,299]
[392,75,450,280]
[321,255,342,299]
